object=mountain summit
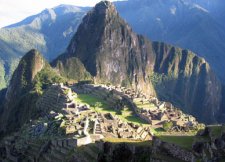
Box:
[94,1,116,14]
[54,1,156,96]
[53,1,222,123]
[5,49,45,103]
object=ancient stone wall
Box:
[152,137,195,162]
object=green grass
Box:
[208,125,223,139]
[133,98,157,110]
[152,154,184,162]
[121,107,148,125]
[75,94,112,110]
[222,125,225,133]
[103,137,152,146]
[75,94,148,125]
[158,135,194,150]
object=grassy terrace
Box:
[207,125,225,139]
[74,94,148,125]
[157,125,225,150]
[74,93,200,150]
[158,135,195,150]
[133,98,156,110]
[103,137,152,146]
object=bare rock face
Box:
[53,1,156,96]
[151,42,222,123]
[53,1,222,123]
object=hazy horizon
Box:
[0,0,122,28]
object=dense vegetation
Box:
[33,65,65,95]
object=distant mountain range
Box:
[115,0,225,83]
[0,5,89,89]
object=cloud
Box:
[0,0,118,28]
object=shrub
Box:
[163,121,173,131]
[33,65,65,94]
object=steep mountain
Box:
[0,5,88,90]
[115,0,225,83]
[53,1,156,96]
[53,1,222,123]
[5,50,45,103]
[0,49,64,134]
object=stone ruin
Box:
[63,109,152,142]
[73,83,201,132]
[0,82,204,162]
[37,83,152,143]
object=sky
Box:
[0,0,119,28]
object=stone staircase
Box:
[95,122,102,134]
[97,114,104,123]
[136,127,152,141]
[36,85,69,113]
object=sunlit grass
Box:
[208,125,223,138]
[103,137,152,146]
[133,98,157,110]
[74,94,148,125]
[157,135,194,150]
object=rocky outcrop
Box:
[0,49,63,135]
[0,50,45,134]
[193,125,225,161]
[53,1,222,123]
[5,49,45,103]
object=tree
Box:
[94,102,102,112]
[163,121,173,131]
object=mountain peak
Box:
[93,1,117,15]
[5,49,45,102]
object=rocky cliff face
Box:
[151,42,222,122]
[53,1,156,96]
[115,0,225,83]
[53,1,222,123]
